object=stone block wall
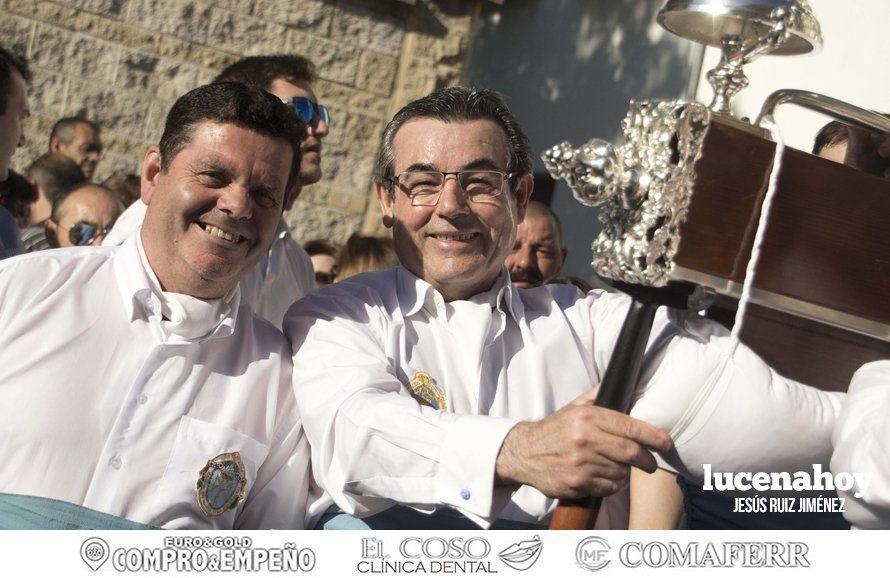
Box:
[3,0,482,242]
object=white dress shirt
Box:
[0,235,311,529]
[831,361,890,529]
[104,201,315,328]
[286,266,843,528]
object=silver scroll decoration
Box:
[542,100,710,287]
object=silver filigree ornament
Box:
[542,100,710,286]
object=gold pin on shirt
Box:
[407,370,447,411]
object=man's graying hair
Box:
[374,87,532,191]
[158,82,306,193]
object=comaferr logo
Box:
[575,538,811,571]
[576,537,611,572]
[618,541,810,568]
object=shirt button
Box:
[110,456,122,470]
[460,489,471,501]
[137,394,148,405]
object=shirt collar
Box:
[113,230,241,341]
[113,232,153,322]
[260,217,291,278]
[396,265,524,322]
[274,217,290,241]
[397,266,432,318]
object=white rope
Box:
[729,118,786,352]
[669,120,787,439]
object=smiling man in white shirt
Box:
[104,54,330,329]
[286,86,843,530]
[0,82,312,530]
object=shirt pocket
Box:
[148,415,269,529]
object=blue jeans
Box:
[0,493,159,530]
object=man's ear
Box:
[284,185,302,212]
[49,137,62,153]
[513,173,534,224]
[141,146,162,205]
[44,219,59,248]
[375,182,395,229]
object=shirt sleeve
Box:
[830,361,890,529]
[285,288,518,527]
[629,311,844,483]
[235,350,313,530]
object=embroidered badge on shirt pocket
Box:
[196,451,247,518]
[149,416,269,529]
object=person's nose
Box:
[217,184,253,220]
[434,175,470,217]
[308,115,328,138]
[509,241,534,272]
[517,243,535,270]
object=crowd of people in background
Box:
[4,40,861,292]
[0,43,594,290]
[0,49,462,289]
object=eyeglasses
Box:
[282,97,330,126]
[58,221,111,246]
[387,170,516,206]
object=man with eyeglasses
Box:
[44,183,122,248]
[286,86,843,530]
[104,54,330,328]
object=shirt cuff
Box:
[435,414,519,525]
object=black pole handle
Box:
[595,299,660,413]
[549,298,659,529]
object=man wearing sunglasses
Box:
[286,86,843,530]
[104,55,330,329]
[44,183,122,248]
